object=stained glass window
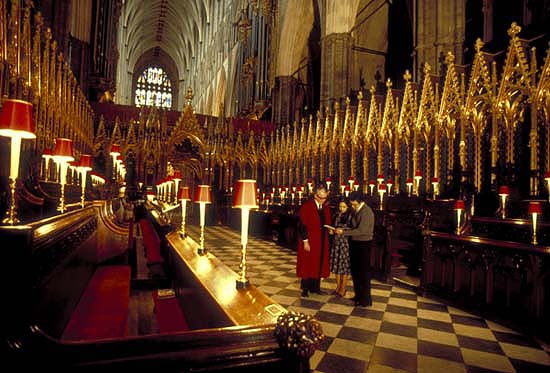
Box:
[134,67,173,109]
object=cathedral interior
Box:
[1,1,550,372]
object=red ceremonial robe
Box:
[296,199,331,279]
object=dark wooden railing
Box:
[421,210,550,338]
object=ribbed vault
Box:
[117,0,210,106]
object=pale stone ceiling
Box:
[117,0,215,103]
[120,0,209,74]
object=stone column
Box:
[416,0,466,76]
[272,75,298,125]
[320,32,352,109]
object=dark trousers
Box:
[301,278,321,292]
[349,240,372,305]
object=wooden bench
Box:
[62,265,131,341]
[139,218,164,265]
[152,290,190,333]
[2,204,314,372]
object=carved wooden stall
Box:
[422,222,550,337]
[1,200,322,371]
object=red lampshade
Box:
[545,172,550,181]
[195,185,212,204]
[233,179,258,208]
[173,170,182,181]
[178,186,191,201]
[0,99,35,139]
[78,154,93,171]
[42,148,53,158]
[53,138,74,162]
[110,144,120,156]
[377,174,384,181]
[387,179,393,185]
[378,183,387,191]
[369,180,376,185]
[455,199,465,210]
[498,186,510,196]
[414,170,422,178]
[325,177,332,182]
[528,201,542,214]
[406,178,413,184]
[348,176,354,181]
[432,177,439,183]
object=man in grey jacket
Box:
[335,190,374,307]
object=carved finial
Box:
[424,63,431,75]
[386,78,392,89]
[370,85,376,95]
[346,97,350,105]
[403,70,411,82]
[185,86,193,106]
[358,90,363,100]
[445,52,455,65]
[474,38,484,53]
[507,22,521,38]
[335,101,340,111]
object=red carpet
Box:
[139,219,164,265]
[62,265,131,341]
[152,291,189,333]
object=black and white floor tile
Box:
[185,224,550,373]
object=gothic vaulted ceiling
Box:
[120,0,210,77]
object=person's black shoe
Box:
[301,289,309,297]
[313,289,327,295]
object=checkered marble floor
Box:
[185,224,550,373]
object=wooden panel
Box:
[422,230,550,334]
[166,232,286,326]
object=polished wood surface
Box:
[166,231,286,326]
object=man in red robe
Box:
[296,185,331,297]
